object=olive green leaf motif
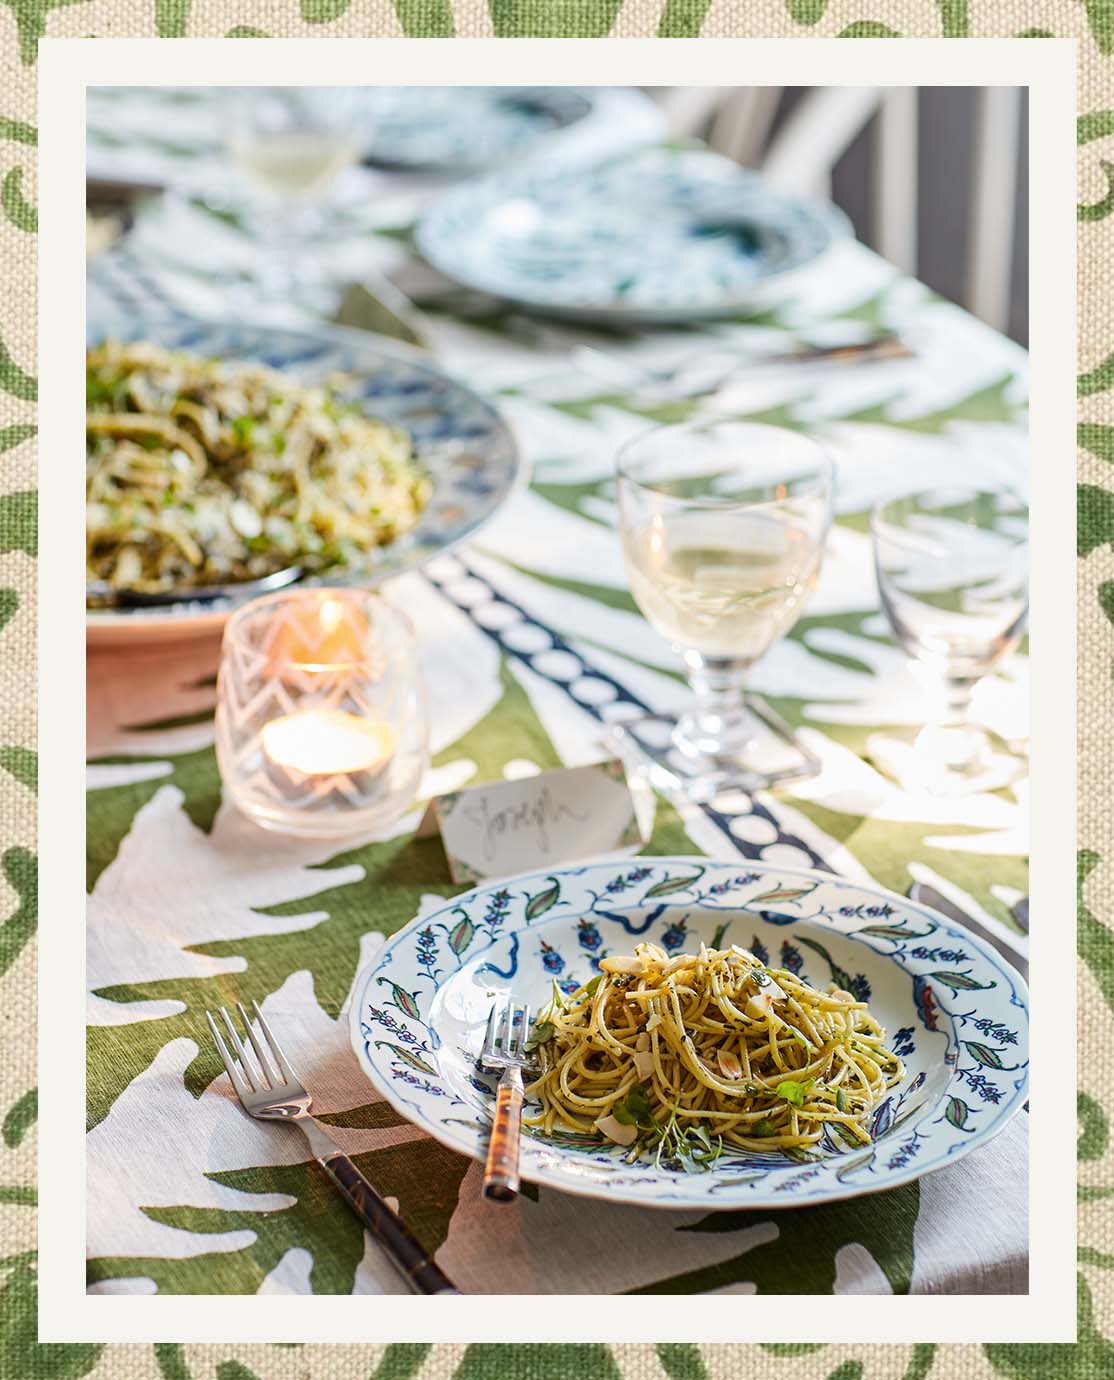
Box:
[1081,0,1114,54]
[1079,1091,1108,1162]
[0,848,36,982]
[1078,110,1114,220]
[1,0,90,65]
[88,1136,470,1294]
[1078,485,1114,558]
[785,0,828,23]
[455,1346,623,1380]
[2,1088,37,1148]
[0,424,36,453]
[1079,850,1114,1012]
[1080,352,1114,398]
[0,492,36,556]
[488,0,621,36]
[155,0,190,36]
[0,338,36,401]
[839,21,901,35]
[657,0,712,36]
[986,1278,1114,1377]
[0,1254,103,1379]
[303,0,349,19]
[1,168,35,232]
[936,0,969,36]
[0,745,35,792]
[632,1181,919,1293]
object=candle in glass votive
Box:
[261,708,397,781]
[268,595,371,668]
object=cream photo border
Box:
[38,37,1075,1346]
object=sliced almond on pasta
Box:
[594,1114,638,1147]
[717,1048,743,1080]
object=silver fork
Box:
[477,997,535,1202]
[206,1001,460,1295]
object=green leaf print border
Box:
[1,4,1106,1377]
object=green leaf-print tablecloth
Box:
[85,88,1028,1296]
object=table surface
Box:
[85,89,1029,1297]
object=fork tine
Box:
[482,1000,501,1060]
[252,1000,299,1086]
[502,997,515,1055]
[219,1006,261,1092]
[237,1001,280,1087]
[517,1003,531,1057]
[206,1011,251,1100]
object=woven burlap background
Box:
[1,4,1108,1377]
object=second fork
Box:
[478,998,534,1203]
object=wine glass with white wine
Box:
[871,486,1028,795]
[225,87,363,303]
[616,420,834,799]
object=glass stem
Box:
[934,674,984,771]
[679,655,753,758]
[943,676,974,729]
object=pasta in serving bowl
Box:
[350,858,1029,1211]
[87,341,431,597]
[85,314,520,643]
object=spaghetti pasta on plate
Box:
[350,859,1029,1210]
[526,942,903,1167]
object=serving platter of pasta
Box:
[86,314,520,644]
[351,858,1028,1210]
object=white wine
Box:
[229,132,360,201]
[622,509,823,662]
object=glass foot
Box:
[867,727,1025,798]
[603,697,820,804]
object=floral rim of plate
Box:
[349,858,1028,1210]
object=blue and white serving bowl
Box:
[350,858,1028,1211]
[416,146,851,325]
[85,314,521,644]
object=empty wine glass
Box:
[616,420,834,799]
[225,87,363,301]
[871,486,1028,794]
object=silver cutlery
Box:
[571,332,911,400]
[332,279,432,350]
[908,880,1029,983]
[1012,895,1030,933]
[477,997,535,1202]
[206,1001,460,1295]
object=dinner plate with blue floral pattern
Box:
[350,858,1028,1211]
[415,147,851,324]
[360,87,594,171]
[85,313,521,644]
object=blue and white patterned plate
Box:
[85,314,521,644]
[415,147,851,324]
[360,87,594,171]
[350,858,1028,1211]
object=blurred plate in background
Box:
[417,146,851,324]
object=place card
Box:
[419,759,648,884]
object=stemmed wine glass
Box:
[871,486,1028,794]
[224,87,364,303]
[616,420,834,799]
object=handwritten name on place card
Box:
[420,760,646,884]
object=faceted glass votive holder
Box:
[215,587,429,838]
